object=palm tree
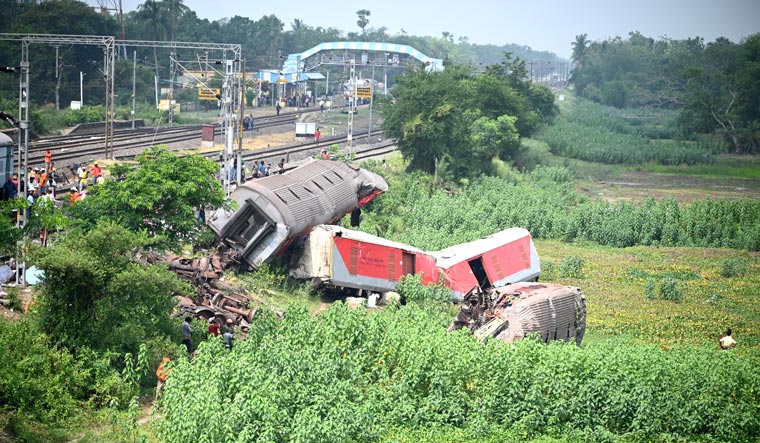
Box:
[291,18,305,32]
[571,33,589,70]
[356,9,370,34]
[160,0,189,41]
[136,0,164,76]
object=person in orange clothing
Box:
[44,150,52,170]
[37,168,48,195]
[155,357,171,400]
[90,163,102,184]
[69,187,81,204]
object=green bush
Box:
[644,280,656,299]
[559,255,585,278]
[721,257,749,278]
[157,304,760,443]
[0,319,89,425]
[395,273,451,303]
[659,278,684,302]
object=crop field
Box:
[537,96,718,165]
[536,239,760,351]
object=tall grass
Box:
[537,98,717,165]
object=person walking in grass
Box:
[181,316,194,355]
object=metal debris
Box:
[449,282,586,345]
[153,249,258,333]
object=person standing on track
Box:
[314,127,321,142]
[44,150,52,172]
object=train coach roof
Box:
[312,224,427,253]
[230,159,388,236]
[0,132,12,146]
[431,227,532,268]
[242,159,387,198]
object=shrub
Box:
[395,273,451,303]
[659,278,684,302]
[721,257,748,278]
[645,280,656,299]
[559,255,585,279]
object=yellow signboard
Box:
[198,88,221,101]
[356,86,372,99]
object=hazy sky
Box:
[98,0,759,58]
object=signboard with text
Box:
[356,86,372,99]
[198,88,221,101]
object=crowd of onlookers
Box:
[1,150,108,221]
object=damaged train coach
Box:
[207,159,388,269]
[289,225,541,301]
[431,228,541,301]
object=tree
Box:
[68,146,225,250]
[381,57,551,178]
[356,9,370,34]
[571,34,589,70]
[468,114,521,172]
[682,38,742,150]
[136,0,164,76]
[31,220,191,353]
[160,0,189,41]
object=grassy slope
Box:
[524,95,760,351]
[536,239,760,352]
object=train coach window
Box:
[229,202,273,247]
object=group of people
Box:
[180,315,237,356]
[242,114,255,131]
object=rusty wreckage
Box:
[167,159,586,345]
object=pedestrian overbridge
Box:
[281,41,444,77]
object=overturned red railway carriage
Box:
[432,228,541,301]
[289,225,540,300]
[290,224,440,294]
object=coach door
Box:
[402,252,416,276]
[468,257,492,289]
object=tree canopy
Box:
[570,32,760,152]
[380,57,557,178]
[68,146,225,250]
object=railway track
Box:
[17,106,334,168]
[51,129,394,198]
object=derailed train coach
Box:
[207,160,388,269]
[449,282,587,345]
[289,225,540,301]
[431,228,541,301]
[290,224,441,294]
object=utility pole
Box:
[221,57,241,195]
[17,40,30,285]
[168,53,175,127]
[346,58,355,153]
[295,55,301,111]
[131,50,136,129]
[54,46,60,110]
[368,63,374,140]
[236,59,245,186]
